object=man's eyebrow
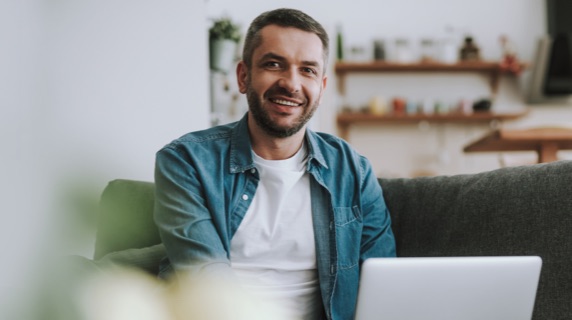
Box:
[301,60,321,68]
[258,52,322,68]
[259,52,286,62]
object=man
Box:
[154,8,395,320]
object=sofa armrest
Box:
[95,179,161,259]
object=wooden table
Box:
[464,127,572,163]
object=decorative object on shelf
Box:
[459,36,481,61]
[434,100,448,114]
[348,45,369,62]
[440,25,458,64]
[499,35,524,75]
[422,98,434,115]
[209,16,241,73]
[373,39,386,61]
[368,96,388,115]
[406,100,419,114]
[472,98,492,112]
[392,97,407,114]
[458,98,473,114]
[419,38,437,63]
[394,38,414,63]
[336,24,344,61]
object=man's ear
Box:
[317,75,328,104]
[236,61,248,94]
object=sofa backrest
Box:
[379,160,572,320]
[95,161,572,319]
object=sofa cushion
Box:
[379,160,572,320]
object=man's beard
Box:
[246,84,319,138]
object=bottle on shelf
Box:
[460,36,481,61]
[336,24,344,61]
[440,26,458,64]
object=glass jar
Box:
[419,38,436,62]
[394,38,413,63]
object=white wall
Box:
[207,0,545,63]
[42,0,210,251]
[1,1,210,316]
[45,0,209,186]
[206,0,572,177]
[1,1,47,316]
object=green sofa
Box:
[90,160,572,319]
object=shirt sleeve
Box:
[153,145,234,278]
[358,156,396,263]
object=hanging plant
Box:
[208,17,241,73]
[209,17,241,43]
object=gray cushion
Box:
[380,160,572,320]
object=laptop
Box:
[354,256,542,320]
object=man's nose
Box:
[277,68,301,93]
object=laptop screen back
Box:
[354,256,542,320]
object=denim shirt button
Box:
[242,194,249,201]
[250,168,256,174]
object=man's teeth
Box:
[273,99,299,107]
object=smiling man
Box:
[154,8,395,320]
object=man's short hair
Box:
[242,8,329,71]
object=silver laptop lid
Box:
[355,256,542,320]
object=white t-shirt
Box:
[230,144,321,320]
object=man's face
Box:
[237,25,328,138]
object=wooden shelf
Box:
[337,110,530,141]
[334,61,528,95]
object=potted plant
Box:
[209,16,241,73]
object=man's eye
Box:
[302,67,317,75]
[264,61,280,68]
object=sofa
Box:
[87,160,572,319]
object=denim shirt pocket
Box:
[333,206,362,270]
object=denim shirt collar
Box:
[229,113,329,174]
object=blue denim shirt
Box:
[154,113,396,320]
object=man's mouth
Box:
[271,98,301,107]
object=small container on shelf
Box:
[369,96,389,115]
[373,39,386,61]
[460,36,481,61]
[394,38,414,63]
[419,38,437,63]
[392,97,407,114]
[406,101,419,114]
[422,98,434,115]
[439,27,459,64]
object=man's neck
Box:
[248,119,306,161]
